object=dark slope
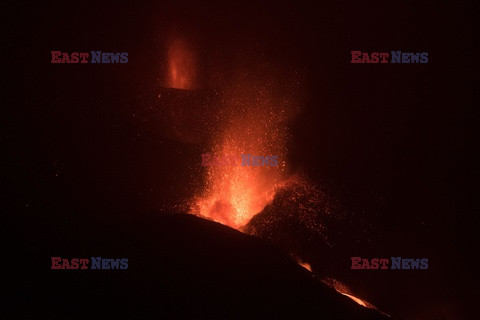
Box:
[12,213,388,319]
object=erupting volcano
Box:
[158,33,387,317]
[162,35,303,229]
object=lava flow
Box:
[321,277,387,314]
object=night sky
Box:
[5,1,476,319]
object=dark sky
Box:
[5,1,477,319]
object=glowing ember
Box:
[166,35,196,90]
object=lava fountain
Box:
[189,72,302,229]
[162,32,302,229]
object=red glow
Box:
[166,36,196,90]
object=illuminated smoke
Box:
[166,35,197,90]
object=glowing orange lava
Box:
[340,292,368,307]
[191,125,288,229]
[193,164,283,229]
[321,277,389,315]
[166,36,196,90]
[298,261,312,272]
[190,74,300,229]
